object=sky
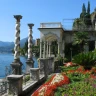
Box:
[0,0,96,42]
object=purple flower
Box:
[64,94,68,96]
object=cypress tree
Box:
[82,3,86,14]
[80,3,86,20]
[87,1,90,14]
[94,8,96,12]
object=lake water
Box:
[0,53,38,78]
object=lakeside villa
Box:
[0,7,96,96]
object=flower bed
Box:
[32,62,96,96]
[32,73,70,96]
[54,64,96,96]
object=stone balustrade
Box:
[30,68,40,81]
[40,22,62,28]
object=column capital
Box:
[28,23,34,29]
[14,15,22,22]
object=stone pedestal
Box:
[39,58,49,78]
[30,68,40,81]
[26,59,34,73]
[49,57,54,73]
[7,75,23,96]
[11,59,22,75]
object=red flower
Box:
[32,74,70,96]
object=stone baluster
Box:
[11,15,22,75]
[26,24,34,73]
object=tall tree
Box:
[82,3,86,14]
[80,3,86,21]
[87,1,90,14]
[94,8,96,12]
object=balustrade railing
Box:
[40,22,62,28]
[22,72,30,86]
[0,80,9,96]
[62,25,95,31]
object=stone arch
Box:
[42,32,60,42]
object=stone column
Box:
[47,41,49,57]
[7,75,23,96]
[43,41,46,58]
[62,40,65,60]
[95,21,96,31]
[59,42,62,56]
[49,42,51,57]
[57,42,60,54]
[26,24,34,73]
[40,41,42,58]
[11,15,22,75]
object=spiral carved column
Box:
[11,15,22,75]
[26,24,34,73]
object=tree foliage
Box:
[73,32,89,52]
[73,1,92,30]
[87,1,90,14]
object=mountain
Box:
[20,37,35,47]
[0,37,35,53]
[0,41,14,47]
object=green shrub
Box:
[72,52,96,69]
[60,66,79,72]
[55,79,96,96]
[23,75,30,83]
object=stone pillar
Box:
[49,42,51,57]
[47,41,49,57]
[7,75,23,96]
[30,68,40,81]
[40,41,42,58]
[57,42,60,54]
[62,40,65,62]
[26,24,34,73]
[39,58,49,78]
[59,42,62,56]
[11,15,22,75]
[95,21,96,31]
[43,41,46,58]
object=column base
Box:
[11,59,22,75]
[26,59,34,73]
